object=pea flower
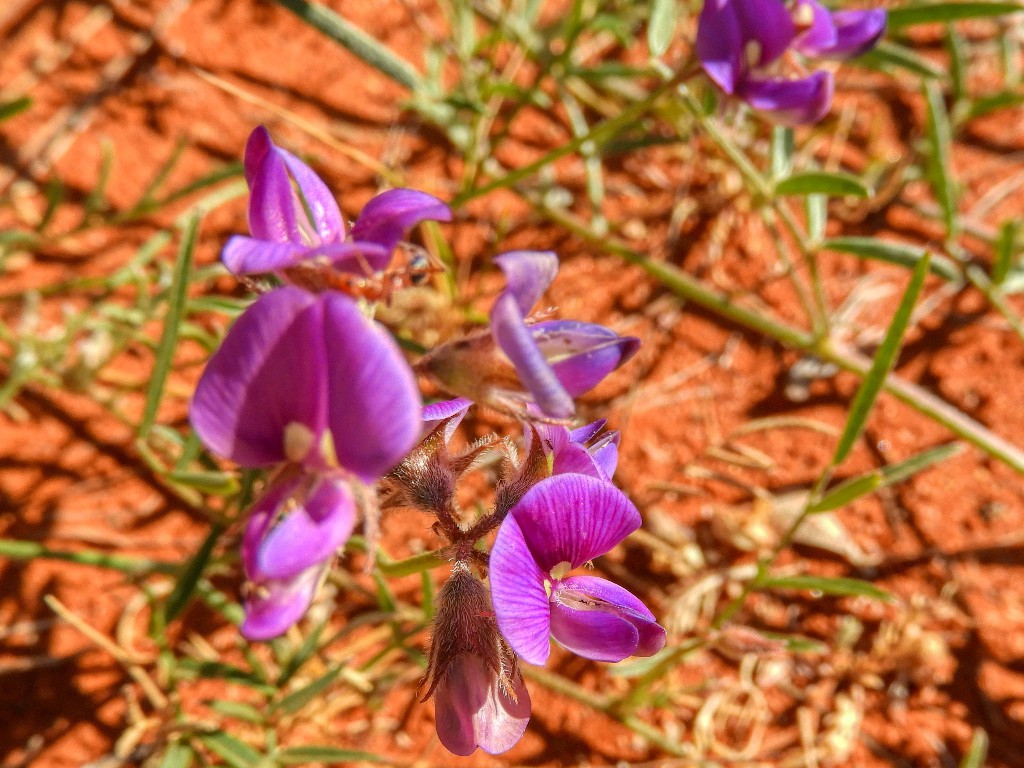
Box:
[221,126,451,280]
[528,418,620,481]
[419,251,640,420]
[422,563,530,756]
[489,474,666,665]
[697,0,886,124]
[190,286,421,637]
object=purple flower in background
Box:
[419,251,640,420]
[489,474,666,665]
[221,126,451,280]
[528,418,620,481]
[190,286,421,638]
[696,0,886,124]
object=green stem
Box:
[0,538,176,575]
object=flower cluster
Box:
[191,127,663,756]
[696,0,886,124]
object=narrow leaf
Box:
[648,0,677,57]
[158,740,195,768]
[924,81,958,236]
[206,699,265,724]
[824,236,960,281]
[959,728,989,768]
[272,666,342,715]
[0,96,31,122]
[858,40,948,79]
[833,254,931,465]
[809,472,882,513]
[888,2,1023,29]
[770,126,794,181]
[196,731,260,768]
[164,524,223,623]
[278,746,386,764]
[881,442,963,485]
[775,171,870,198]
[760,575,893,601]
[992,219,1018,284]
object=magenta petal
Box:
[277,147,345,244]
[738,71,834,125]
[551,443,605,479]
[589,433,620,479]
[493,251,559,314]
[533,321,640,396]
[310,241,392,274]
[434,654,531,756]
[550,595,640,662]
[191,288,326,466]
[241,477,300,577]
[221,235,307,275]
[555,575,666,659]
[320,293,421,481]
[348,188,452,255]
[509,474,641,571]
[240,563,324,641]
[491,293,574,419]
[819,9,886,58]
[246,133,302,244]
[792,0,838,55]
[696,0,744,93]
[489,516,553,666]
[734,0,796,67]
[423,397,473,441]
[569,419,606,444]
[256,478,355,580]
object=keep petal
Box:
[493,251,559,315]
[277,146,345,244]
[820,9,886,58]
[348,188,452,255]
[191,287,327,466]
[696,0,745,93]
[255,477,355,581]
[733,0,795,67]
[533,321,640,397]
[489,516,553,666]
[321,292,421,481]
[240,561,324,641]
[241,476,300,577]
[491,292,574,419]
[221,235,307,275]
[738,71,834,125]
[508,474,641,572]
[245,128,302,244]
[791,0,838,57]
[556,575,666,658]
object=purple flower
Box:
[240,474,355,640]
[489,474,666,665]
[418,251,640,420]
[696,0,885,124]
[528,418,620,481]
[190,286,421,482]
[221,126,451,279]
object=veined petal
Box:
[240,562,324,641]
[738,71,834,125]
[791,0,838,55]
[569,419,606,445]
[508,474,641,571]
[434,654,531,756]
[245,128,302,244]
[532,320,640,396]
[734,0,795,67]
[321,292,421,481]
[550,442,606,479]
[493,251,559,315]
[277,146,345,244]
[550,593,640,662]
[255,477,355,580]
[349,188,452,255]
[489,516,553,666]
[819,9,886,58]
[696,0,745,93]
[491,292,574,419]
[589,432,620,479]
[190,288,327,466]
[556,575,666,658]
[221,235,308,275]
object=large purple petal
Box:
[221,235,307,275]
[738,71,834,125]
[791,0,838,56]
[348,188,452,255]
[277,146,345,244]
[255,477,355,580]
[245,129,302,244]
[321,292,421,481]
[491,293,574,419]
[734,0,796,67]
[532,320,640,396]
[551,443,605,479]
[240,562,324,641]
[191,288,327,466]
[818,9,886,58]
[434,654,531,756]
[555,575,666,658]
[569,419,606,445]
[489,516,553,666]
[550,597,640,662]
[315,240,392,274]
[696,0,744,93]
[493,251,559,315]
[508,474,641,571]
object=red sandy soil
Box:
[1,1,1023,767]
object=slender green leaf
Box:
[959,728,989,768]
[993,219,1019,284]
[648,0,677,56]
[776,171,870,198]
[0,96,31,122]
[273,666,342,715]
[139,215,199,438]
[164,524,223,623]
[924,81,958,236]
[965,90,1024,121]
[824,236,960,280]
[858,40,948,79]
[166,471,239,495]
[888,2,1023,29]
[277,746,386,764]
[178,659,274,693]
[276,620,327,686]
[206,699,265,724]
[158,740,195,768]
[833,254,931,464]
[809,472,883,513]
[760,575,893,601]
[197,731,260,768]
[881,442,963,485]
[946,25,968,102]
[84,139,115,220]
[806,193,827,243]
[770,126,794,181]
